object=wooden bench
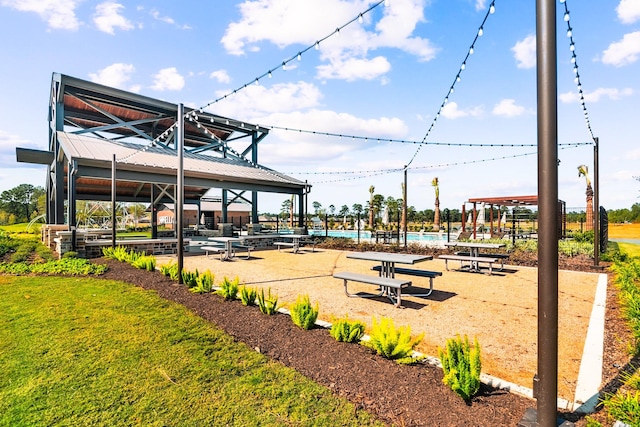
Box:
[438,254,498,275]
[201,246,226,260]
[232,244,254,259]
[333,271,412,308]
[371,265,441,297]
[454,251,509,271]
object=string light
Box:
[193,0,387,114]
[405,0,496,167]
[560,0,596,141]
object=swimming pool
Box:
[308,229,448,244]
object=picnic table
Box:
[334,251,436,307]
[440,242,507,274]
[205,237,254,260]
[275,234,315,254]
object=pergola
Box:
[463,195,566,239]
[15,73,310,231]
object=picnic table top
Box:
[346,251,433,264]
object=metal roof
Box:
[467,195,541,206]
[52,132,306,202]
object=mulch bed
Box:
[93,255,631,427]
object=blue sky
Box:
[0,0,638,214]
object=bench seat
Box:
[438,254,498,275]
[371,265,441,297]
[232,244,255,259]
[333,271,411,308]
[454,251,509,270]
[274,241,296,252]
[201,246,226,260]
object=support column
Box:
[177,104,185,284]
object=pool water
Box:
[308,229,448,243]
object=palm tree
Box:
[368,185,375,228]
[432,177,440,229]
[578,165,594,231]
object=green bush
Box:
[215,276,239,300]
[289,295,319,330]
[191,270,214,294]
[602,391,640,426]
[181,269,199,288]
[131,255,156,272]
[438,334,482,402]
[364,317,423,364]
[61,251,78,259]
[239,285,257,306]
[256,288,279,315]
[329,316,365,343]
[0,258,107,275]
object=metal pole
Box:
[593,137,600,267]
[536,0,559,424]
[111,154,116,249]
[403,166,408,250]
[177,104,184,284]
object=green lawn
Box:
[0,275,382,427]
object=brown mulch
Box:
[93,252,632,427]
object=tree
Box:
[312,201,322,215]
[432,177,440,229]
[368,186,375,227]
[328,204,335,217]
[0,184,44,223]
[372,194,385,226]
[578,165,593,231]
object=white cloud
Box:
[220,0,436,82]
[1,0,81,30]
[151,67,185,91]
[210,70,231,84]
[0,130,44,167]
[602,31,640,67]
[316,56,391,81]
[88,63,136,89]
[441,102,484,119]
[617,0,640,24]
[626,148,640,161]
[512,35,536,69]
[211,81,323,118]
[492,99,526,117]
[93,2,134,35]
[150,9,174,25]
[251,110,408,164]
[475,0,486,12]
[559,87,634,103]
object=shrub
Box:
[131,255,156,272]
[290,295,319,330]
[256,288,279,315]
[329,316,365,343]
[601,391,640,426]
[364,317,424,364]
[239,285,257,306]
[438,334,482,402]
[191,270,214,294]
[181,269,199,288]
[159,261,178,280]
[61,251,78,259]
[216,276,239,300]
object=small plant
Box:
[289,295,319,330]
[61,250,78,259]
[438,334,482,402]
[239,285,258,306]
[364,317,424,364]
[215,276,239,300]
[181,269,199,288]
[329,316,365,343]
[159,261,176,278]
[191,270,214,294]
[131,255,156,272]
[601,390,640,426]
[256,288,279,315]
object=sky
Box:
[0,0,638,215]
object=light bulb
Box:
[564,12,570,21]
[255,78,259,85]
[478,27,483,36]
[358,13,363,24]
[315,41,319,50]
[469,47,474,55]
[268,70,272,78]
[282,62,286,70]
[567,28,572,37]
[384,0,389,6]
[571,56,576,63]
[570,43,575,51]
[461,63,466,70]
[489,4,495,14]
[297,52,301,61]
[450,88,454,94]
[456,75,461,82]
